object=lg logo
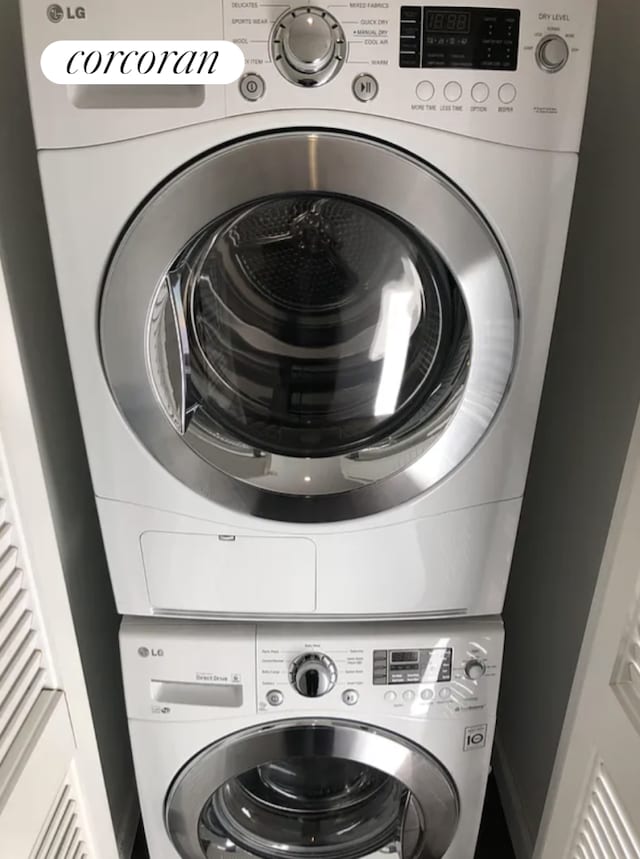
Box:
[47,4,86,22]
[138,646,164,658]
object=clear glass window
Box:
[198,755,409,858]
[152,193,470,461]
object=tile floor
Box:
[131,774,515,858]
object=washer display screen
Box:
[373,648,453,684]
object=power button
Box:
[240,73,266,101]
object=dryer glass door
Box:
[165,719,459,859]
[154,194,468,460]
[101,131,516,521]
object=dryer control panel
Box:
[224,0,597,151]
[21,0,597,152]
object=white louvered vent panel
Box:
[33,778,89,859]
[0,492,46,765]
[570,760,640,859]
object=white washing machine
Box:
[120,617,504,858]
[21,1,596,620]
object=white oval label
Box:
[41,40,245,85]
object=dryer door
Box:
[165,719,459,859]
[101,130,516,522]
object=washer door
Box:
[165,720,459,859]
[101,130,516,522]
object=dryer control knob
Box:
[284,10,335,72]
[464,659,486,681]
[290,652,337,697]
[536,35,570,73]
[272,7,346,86]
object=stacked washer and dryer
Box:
[21,1,596,856]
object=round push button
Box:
[415,80,435,102]
[384,690,397,702]
[471,82,489,103]
[438,687,452,699]
[498,83,517,104]
[266,689,284,706]
[353,73,378,102]
[239,73,266,102]
[420,688,434,701]
[444,81,462,102]
[403,690,415,702]
[342,689,359,706]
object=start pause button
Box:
[353,74,379,102]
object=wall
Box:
[494,1,640,855]
[0,2,136,854]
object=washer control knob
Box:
[464,659,486,680]
[290,652,337,697]
[536,35,570,72]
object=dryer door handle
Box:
[165,268,199,435]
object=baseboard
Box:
[116,785,140,859]
[493,734,536,859]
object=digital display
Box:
[391,650,419,663]
[425,10,470,33]
[399,6,520,71]
[373,647,453,684]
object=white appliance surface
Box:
[19,0,597,619]
[120,616,505,858]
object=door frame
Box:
[164,718,459,859]
[101,130,517,522]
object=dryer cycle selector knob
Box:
[536,35,570,73]
[271,7,346,86]
[290,652,337,697]
[284,10,334,72]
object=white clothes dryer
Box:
[21,0,596,620]
[119,617,504,859]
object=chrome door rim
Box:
[165,719,459,859]
[100,130,517,522]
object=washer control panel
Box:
[119,618,503,722]
[372,647,453,684]
[257,619,503,719]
